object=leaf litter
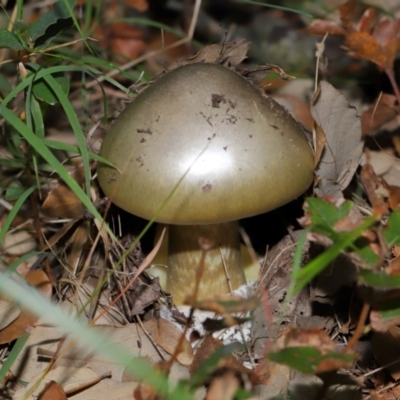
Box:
[3,1,400,399]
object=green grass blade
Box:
[0,271,194,400]
[0,104,115,240]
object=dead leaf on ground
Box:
[143,318,193,366]
[191,335,250,377]
[125,0,148,12]
[0,299,21,330]
[170,39,250,69]
[361,93,400,135]
[0,270,51,344]
[205,370,240,400]
[41,182,84,220]
[37,381,67,400]
[2,230,36,256]
[14,366,101,399]
[10,323,190,385]
[311,81,364,198]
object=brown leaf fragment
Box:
[362,93,399,135]
[304,19,347,36]
[125,0,148,12]
[143,318,193,366]
[311,81,364,198]
[205,370,240,400]
[41,182,84,220]
[382,180,400,210]
[171,39,249,69]
[37,381,67,400]
[191,335,250,377]
[0,271,51,344]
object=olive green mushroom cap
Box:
[97,63,314,225]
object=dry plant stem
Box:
[167,222,246,304]
[347,302,370,350]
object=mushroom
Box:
[97,63,314,304]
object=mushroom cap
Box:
[97,63,314,225]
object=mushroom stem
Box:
[167,221,246,304]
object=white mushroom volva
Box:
[97,63,314,304]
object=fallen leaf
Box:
[41,182,84,219]
[69,379,138,400]
[171,39,249,69]
[10,323,190,385]
[143,318,193,366]
[0,299,21,330]
[37,381,67,400]
[311,81,364,198]
[0,270,51,344]
[2,230,37,256]
[205,370,240,400]
[125,0,148,12]
[361,93,399,135]
[13,366,100,399]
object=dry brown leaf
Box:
[2,230,36,256]
[13,366,100,399]
[171,39,249,69]
[69,379,138,400]
[191,335,250,377]
[11,323,190,385]
[41,182,84,220]
[125,0,148,12]
[205,370,240,400]
[143,318,193,366]
[311,81,363,198]
[37,381,67,400]
[92,22,145,63]
[67,224,89,274]
[0,299,21,330]
[304,19,347,36]
[0,270,51,344]
[362,93,400,135]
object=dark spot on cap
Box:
[137,128,152,135]
[202,183,212,193]
[211,94,226,108]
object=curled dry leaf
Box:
[170,39,250,70]
[2,230,36,256]
[311,81,364,198]
[361,93,400,135]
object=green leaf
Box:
[0,185,36,247]
[0,329,30,382]
[26,0,76,48]
[268,347,355,375]
[385,211,400,246]
[5,183,27,201]
[0,73,12,93]
[305,198,353,236]
[0,30,25,50]
[359,270,400,287]
[32,72,70,105]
